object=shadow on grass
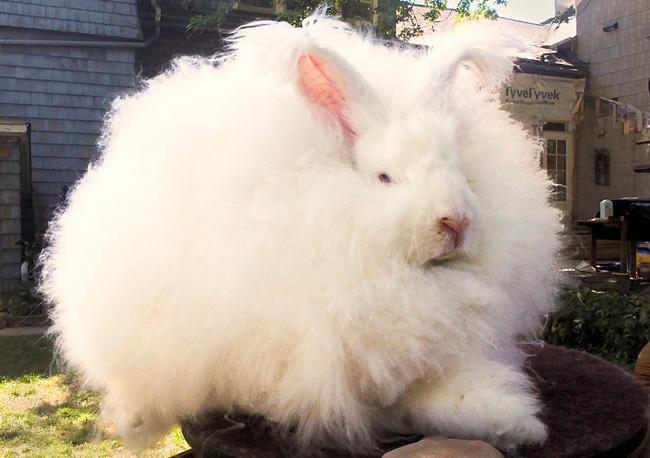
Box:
[0,333,60,380]
[1,334,105,447]
[34,390,104,446]
[1,334,190,455]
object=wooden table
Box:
[577,217,638,277]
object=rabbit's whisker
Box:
[408,219,422,263]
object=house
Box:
[135,0,272,78]
[0,0,255,297]
[409,1,650,228]
[0,0,142,296]
[1,0,648,295]
[571,0,650,222]
[406,7,588,224]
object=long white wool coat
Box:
[41,14,561,456]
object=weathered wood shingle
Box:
[0,0,139,242]
[0,44,136,220]
[0,0,141,40]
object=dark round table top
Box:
[181,343,649,458]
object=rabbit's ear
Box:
[297,49,367,144]
[426,24,525,93]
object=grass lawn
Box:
[0,333,190,458]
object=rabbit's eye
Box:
[378,173,392,184]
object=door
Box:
[0,138,23,295]
[0,122,32,295]
[542,126,574,222]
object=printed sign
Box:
[505,86,561,103]
[501,74,586,135]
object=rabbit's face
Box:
[354,111,478,266]
[295,49,487,267]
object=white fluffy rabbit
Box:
[40,12,560,456]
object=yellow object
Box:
[637,242,650,268]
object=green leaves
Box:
[276,0,335,27]
[543,287,650,370]
[1,283,44,318]
[552,5,575,25]
[180,0,505,42]
[186,9,228,36]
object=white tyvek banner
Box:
[501,73,586,136]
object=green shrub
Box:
[543,287,650,369]
[1,282,45,317]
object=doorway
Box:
[0,122,34,295]
[542,123,574,222]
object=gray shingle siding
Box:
[0,77,131,98]
[0,50,135,76]
[0,65,134,88]
[0,0,141,39]
[0,41,134,226]
[0,2,139,237]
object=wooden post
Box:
[590,230,597,269]
[630,241,638,278]
[621,219,628,274]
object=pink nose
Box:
[438,215,469,249]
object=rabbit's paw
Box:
[475,395,547,449]
[396,362,547,450]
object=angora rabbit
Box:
[40,12,560,456]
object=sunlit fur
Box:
[40,13,561,456]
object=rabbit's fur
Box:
[40,13,561,456]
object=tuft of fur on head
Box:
[40,12,561,455]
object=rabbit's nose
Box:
[438,215,469,249]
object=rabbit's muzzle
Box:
[438,214,469,250]
[415,213,470,267]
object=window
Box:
[545,138,568,202]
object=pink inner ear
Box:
[297,53,356,141]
